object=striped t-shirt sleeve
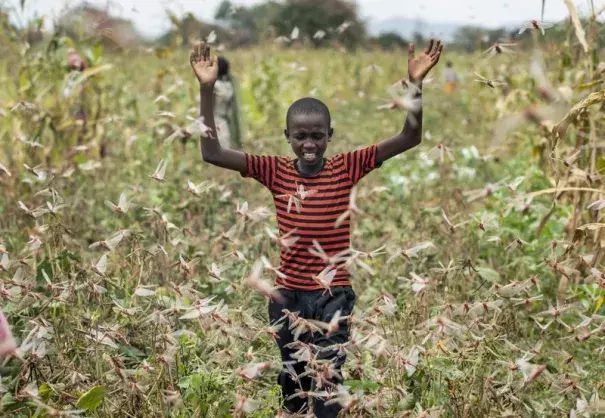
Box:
[240,154,277,189]
[343,144,382,185]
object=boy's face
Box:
[284,112,333,168]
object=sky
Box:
[4,0,605,38]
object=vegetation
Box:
[0,4,605,418]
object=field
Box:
[1,27,605,417]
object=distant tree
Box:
[214,1,234,21]
[453,25,486,52]
[158,12,232,47]
[374,32,408,50]
[214,1,282,46]
[485,27,507,44]
[270,0,366,48]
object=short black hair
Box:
[218,56,230,78]
[286,97,331,130]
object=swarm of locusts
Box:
[1,6,605,418]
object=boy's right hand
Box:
[190,42,218,86]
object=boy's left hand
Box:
[408,39,443,85]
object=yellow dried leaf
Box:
[576,223,605,231]
[564,0,589,53]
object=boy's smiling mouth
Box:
[303,152,318,162]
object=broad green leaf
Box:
[74,155,88,165]
[39,383,53,403]
[93,44,103,60]
[76,385,106,411]
[62,36,74,48]
[597,156,605,173]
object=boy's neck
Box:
[296,158,325,178]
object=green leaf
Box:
[343,379,380,392]
[119,345,146,358]
[61,36,74,49]
[19,71,29,90]
[597,156,605,173]
[76,385,106,411]
[36,259,53,284]
[1,392,15,410]
[39,383,53,403]
[93,44,103,60]
[73,64,113,86]
[74,155,88,165]
[56,250,81,272]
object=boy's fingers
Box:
[189,51,196,66]
[431,41,441,57]
[424,38,434,55]
[432,47,443,64]
[408,43,415,61]
[204,44,210,61]
[431,43,441,58]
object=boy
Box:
[190,40,442,417]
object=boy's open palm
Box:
[190,42,218,86]
[408,39,443,84]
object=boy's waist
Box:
[277,280,352,292]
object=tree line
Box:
[2,0,603,52]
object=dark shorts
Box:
[268,286,356,417]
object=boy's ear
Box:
[284,129,290,142]
[328,127,334,140]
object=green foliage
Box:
[272,0,366,48]
[214,1,283,46]
[373,32,409,50]
[179,370,232,415]
[76,385,107,411]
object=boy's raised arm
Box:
[376,39,443,164]
[190,42,247,173]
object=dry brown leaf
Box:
[576,223,605,231]
[564,0,589,53]
[553,89,605,145]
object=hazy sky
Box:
[6,0,605,38]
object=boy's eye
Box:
[311,133,325,140]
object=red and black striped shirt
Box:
[241,144,382,290]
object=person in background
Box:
[67,48,88,71]
[65,48,91,148]
[213,56,243,149]
[443,60,459,94]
